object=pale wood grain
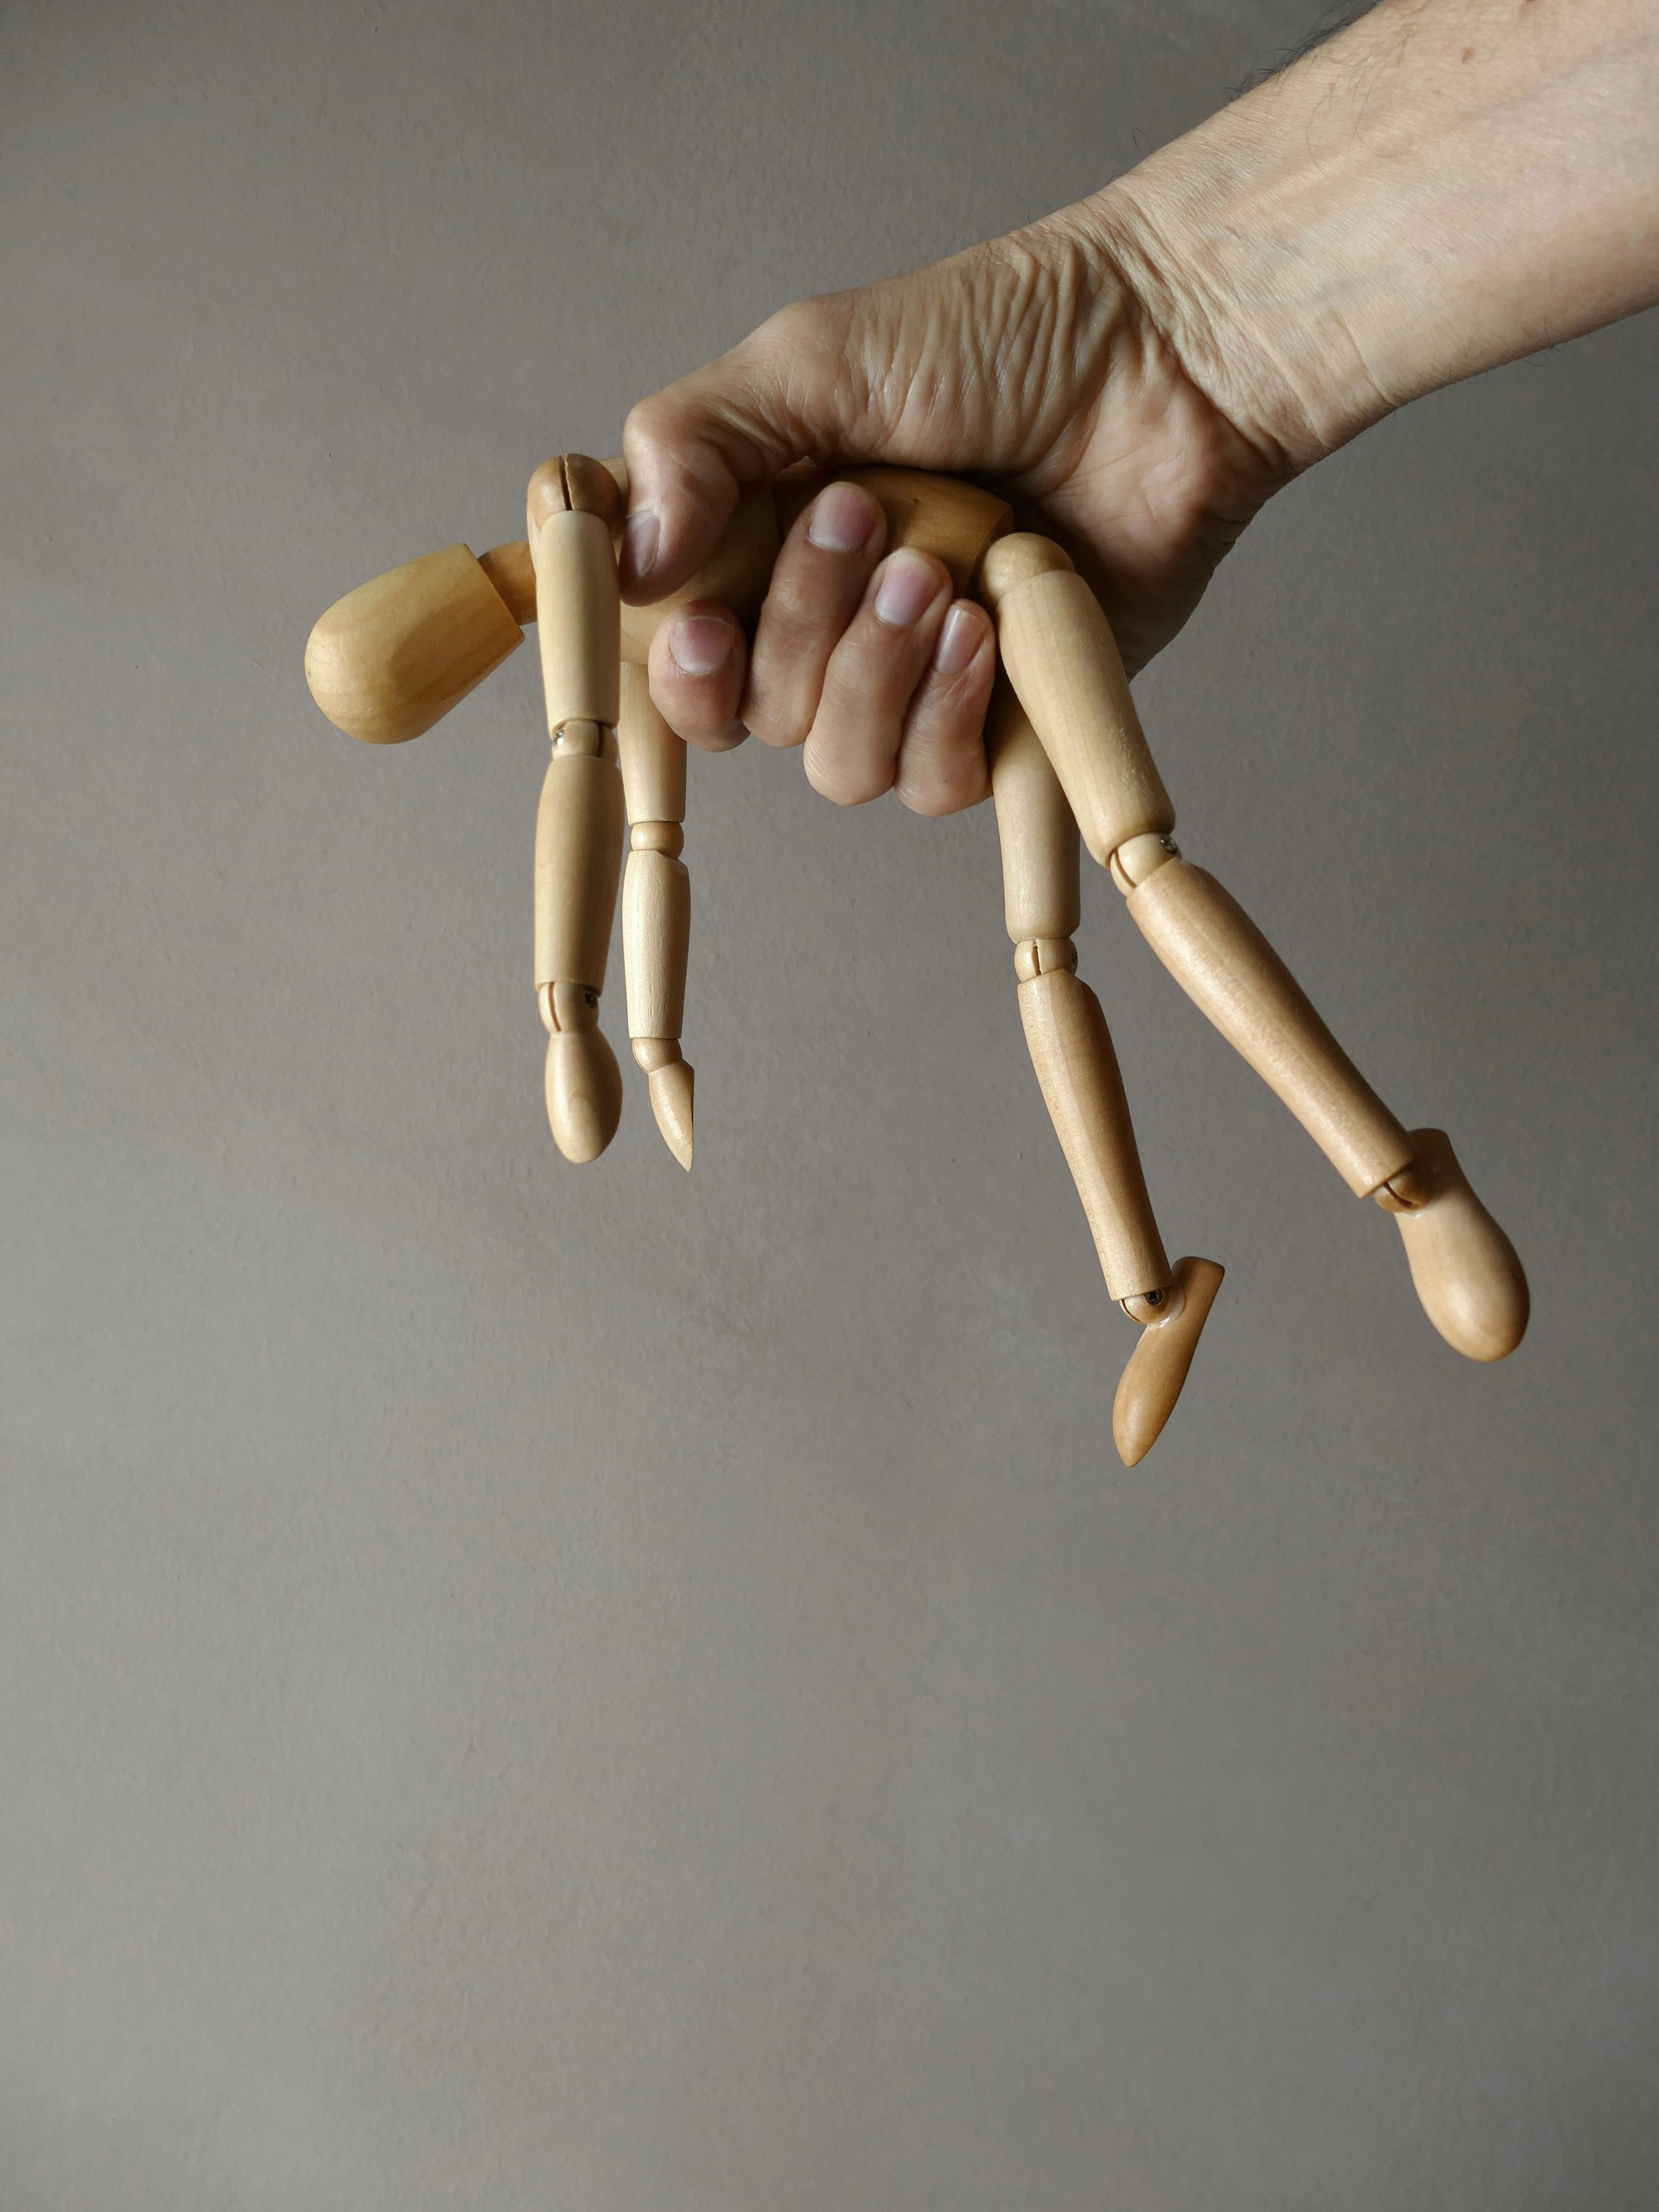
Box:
[478,541,536,626]
[617,661,687,825]
[304,544,524,744]
[987,679,1081,945]
[1112,1257,1226,1467]
[543,982,624,1165]
[617,662,695,1169]
[533,754,626,996]
[1126,859,1414,1197]
[991,681,1176,1305]
[1380,1127,1529,1361]
[622,852,690,1046]
[983,536,1176,866]
[530,508,621,735]
[1017,970,1173,1303]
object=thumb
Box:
[619,295,875,602]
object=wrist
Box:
[1077,120,1397,480]
[1082,0,1659,476]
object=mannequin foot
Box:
[644,1053,694,1171]
[1376,1128,1528,1362]
[1112,1256,1225,1467]
[545,1020,623,1162]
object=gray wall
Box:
[5,3,1656,2206]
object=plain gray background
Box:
[4,2,1656,2205]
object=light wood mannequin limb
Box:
[618,662,694,1168]
[1101,764,1526,1361]
[988,679,1081,947]
[970,548,1527,1355]
[1124,856,1415,1198]
[533,744,626,1161]
[533,742,623,991]
[989,685,1225,1462]
[1113,1257,1226,1468]
[616,659,687,823]
[1015,970,1174,1305]
[560,453,624,528]
[1376,1128,1529,1361]
[976,536,1410,1193]
[989,683,1168,1301]
[528,458,628,1162]
[539,980,623,1167]
[980,535,1176,868]
[528,453,621,735]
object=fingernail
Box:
[669,614,733,676]
[807,480,875,553]
[623,508,659,585]
[872,548,939,629]
[932,603,981,675]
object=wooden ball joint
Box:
[305,456,1529,1464]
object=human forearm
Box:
[1093,0,1659,468]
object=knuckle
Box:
[804,747,890,808]
[742,691,810,749]
[815,658,876,727]
[807,680,905,790]
[763,569,847,642]
[743,660,817,751]
[744,598,846,745]
[898,751,989,817]
[741,292,867,447]
[623,388,678,448]
[753,295,836,365]
[835,615,930,701]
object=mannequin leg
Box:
[989,682,1223,1464]
[528,461,627,1161]
[981,533,1528,1364]
[617,663,695,1168]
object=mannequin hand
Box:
[621,197,1290,816]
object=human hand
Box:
[621,0,1659,819]
[619,204,1290,816]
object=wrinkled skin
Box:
[619,205,1293,817]
[618,0,1659,817]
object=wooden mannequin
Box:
[305,456,1529,1462]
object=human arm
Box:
[619,0,1659,814]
